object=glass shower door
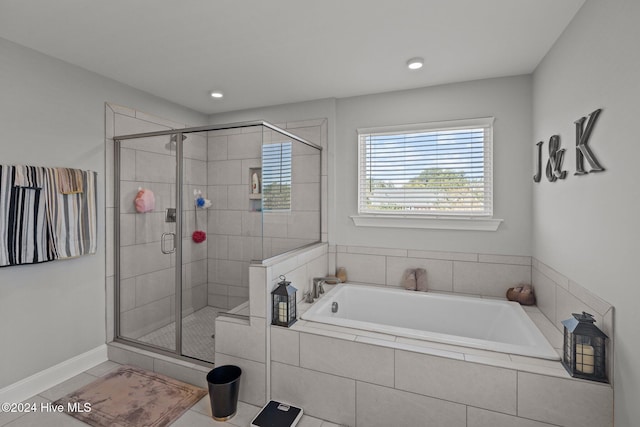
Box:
[116,133,179,352]
[180,131,214,361]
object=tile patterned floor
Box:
[138,306,219,363]
[0,361,341,427]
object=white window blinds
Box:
[262,142,292,211]
[358,118,494,217]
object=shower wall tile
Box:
[191,259,208,286]
[182,210,207,237]
[135,268,174,307]
[208,210,242,235]
[291,183,321,211]
[208,159,242,185]
[208,234,228,260]
[227,236,245,261]
[292,154,321,183]
[214,259,244,285]
[207,185,228,210]
[135,212,173,244]
[182,284,207,313]
[118,213,136,247]
[181,237,208,263]
[227,132,262,159]
[208,128,242,137]
[242,211,262,236]
[120,296,173,339]
[120,148,136,181]
[227,184,247,210]
[136,151,175,183]
[207,135,228,160]
[120,242,172,279]
[288,211,321,240]
[183,133,207,160]
[184,158,207,185]
[263,213,288,238]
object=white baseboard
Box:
[0,344,108,403]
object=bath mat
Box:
[53,365,207,427]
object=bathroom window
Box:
[354,117,501,231]
[262,142,292,211]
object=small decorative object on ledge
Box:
[271,275,297,327]
[561,312,608,383]
[506,284,536,305]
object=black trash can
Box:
[206,365,242,421]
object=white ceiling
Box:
[0,0,585,115]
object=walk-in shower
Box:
[112,121,321,364]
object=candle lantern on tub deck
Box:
[271,275,297,327]
[561,312,608,383]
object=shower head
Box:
[166,134,187,150]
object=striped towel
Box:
[0,165,51,266]
[56,168,84,194]
[43,168,97,259]
[0,165,97,267]
[13,165,44,189]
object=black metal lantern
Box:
[271,275,297,327]
[561,312,608,383]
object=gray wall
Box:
[335,76,532,255]
[0,37,206,388]
[532,1,639,423]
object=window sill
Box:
[350,215,503,231]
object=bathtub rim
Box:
[301,283,561,361]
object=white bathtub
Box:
[301,283,559,360]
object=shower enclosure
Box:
[113,121,321,364]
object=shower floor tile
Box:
[137,306,219,363]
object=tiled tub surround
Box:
[212,242,613,426]
[274,299,612,427]
[332,245,614,382]
[214,243,329,407]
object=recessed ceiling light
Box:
[406,57,424,70]
[210,91,224,99]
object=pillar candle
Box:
[575,343,595,374]
[278,302,287,323]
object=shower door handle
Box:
[161,232,176,254]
